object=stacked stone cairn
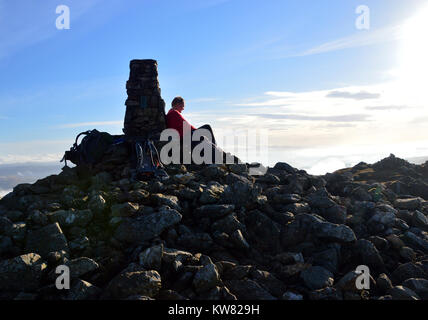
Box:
[123,59,166,139]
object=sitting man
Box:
[166,96,217,146]
[166,96,241,165]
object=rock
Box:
[0,216,13,235]
[105,264,161,299]
[400,246,416,261]
[402,278,428,299]
[212,213,246,235]
[193,263,220,293]
[88,194,107,217]
[139,244,163,271]
[376,273,393,293]
[91,172,112,189]
[48,209,93,228]
[47,250,69,266]
[272,194,301,205]
[193,204,235,220]
[313,220,356,243]
[355,239,385,270]
[250,269,285,297]
[0,253,47,292]
[66,257,99,279]
[394,198,423,210]
[312,248,339,274]
[324,205,347,224]
[412,210,428,229]
[301,266,334,290]
[173,173,195,184]
[282,291,303,300]
[152,194,181,211]
[114,208,182,243]
[245,210,281,253]
[403,231,428,253]
[67,280,101,300]
[25,223,69,258]
[308,287,342,300]
[230,229,250,250]
[273,162,296,173]
[111,202,139,217]
[0,236,14,256]
[387,286,420,300]
[392,263,427,284]
[336,271,370,293]
[386,234,405,250]
[162,248,194,265]
[69,236,90,252]
[307,188,336,209]
[225,279,276,300]
[177,232,213,251]
[222,265,251,280]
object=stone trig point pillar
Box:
[123,59,167,139]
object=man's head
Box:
[172,96,185,112]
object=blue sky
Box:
[0,0,428,188]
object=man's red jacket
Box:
[166,109,196,138]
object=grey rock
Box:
[88,194,107,216]
[152,193,181,211]
[66,257,99,279]
[306,188,336,209]
[412,210,428,229]
[403,231,428,253]
[313,248,339,274]
[139,244,163,270]
[282,291,303,300]
[402,278,428,299]
[105,263,161,299]
[387,285,420,300]
[250,269,285,297]
[25,223,69,258]
[224,279,276,300]
[313,220,356,243]
[394,198,423,210]
[308,287,342,300]
[48,209,93,228]
[0,253,47,291]
[376,273,393,293]
[193,263,220,293]
[230,229,250,250]
[114,208,182,243]
[66,279,101,300]
[193,204,235,220]
[301,266,334,290]
[111,202,139,217]
[355,239,385,270]
[392,262,427,284]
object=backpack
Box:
[61,129,114,167]
[133,139,169,180]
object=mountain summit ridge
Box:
[0,153,428,300]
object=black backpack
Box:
[61,129,114,167]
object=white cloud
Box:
[181,80,428,174]
[57,121,122,129]
[299,25,402,57]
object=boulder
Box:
[25,223,69,258]
[0,253,47,292]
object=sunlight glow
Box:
[398,5,428,102]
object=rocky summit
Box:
[1,153,428,300]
